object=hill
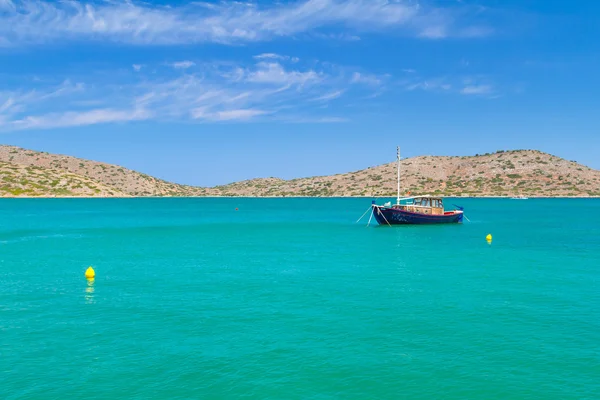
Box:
[0,145,203,197]
[0,146,599,197]
[213,150,600,197]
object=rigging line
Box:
[367,207,374,227]
[376,206,392,227]
[356,206,373,223]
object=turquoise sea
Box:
[1,198,599,399]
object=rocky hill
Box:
[0,145,203,197]
[0,146,599,197]
[213,150,600,197]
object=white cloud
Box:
[214,109,268,121]
[191,107,267,121]
[0,97,15,113]
[461,85,493,95]
[310,32,361,41]
[419,26,447,39]
[10,108,150,130]
[351,72,385,86]
[312,90,344,102]
[405,79,453,92]
[170,61,196,69]
[0,0,494,46]
[0,60,353,130]
[253,53,287,60]
[246,62,320,85]
[0,0,15,11]
[132,64,142,72]
[0,80,84,121]
[0,59,503,131]
[403,75,497,97]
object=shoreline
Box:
[1,195,599,199]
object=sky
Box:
[1,0,599,186]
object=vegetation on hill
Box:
[0,146,598,197]
[0,145,203,197]
[212,150,600,197]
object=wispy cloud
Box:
[169,61,196,70]
[0,97,16,113]
[11,108,149,130]
[418,26,448,39]
[312,90,345,102]
[0,59,362,130]
[254,53,301,63]
[213,109,268,121]
[0,0,495,46]
[461,84,493,95]
[245,62,320,85]
[0,58,504,130]
[405,79,452,92]
[351,72,386,86]
[0,0,15,11]
[0,79,84,121]
[403,75,498,97]
[254,53,286,60]
[132,64,143,72]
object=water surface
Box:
[1,198,599,399]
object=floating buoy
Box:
[235,208,238,211]
[85,266,95,279]
[486,234,492,241]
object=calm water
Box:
[1,198,599,399]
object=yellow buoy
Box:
[486,234,492,241]
[85,266,95,279]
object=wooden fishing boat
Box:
[371,147,464,225]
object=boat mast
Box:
[396,146,401,205]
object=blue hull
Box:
[372,206,463,225]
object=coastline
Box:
[1,195,599,199]
[2,147,599,199]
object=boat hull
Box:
[372,206,463,225]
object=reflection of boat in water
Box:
[511,195,529,200]
[371,147,464,225]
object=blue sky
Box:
[1,0,599,186]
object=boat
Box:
[511,195,528,200]
[371,147,464,225]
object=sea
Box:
[1,198,599,399]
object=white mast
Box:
[396,146,401,205]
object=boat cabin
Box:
[392,196,445,215]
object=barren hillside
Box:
[213,150,600,197]
[0,145,203,197]
[0,146,598,197]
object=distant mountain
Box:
[1,146,599,197]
